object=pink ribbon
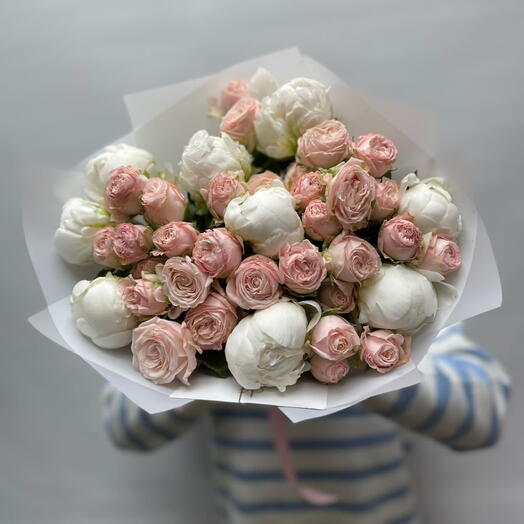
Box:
[267,407,338,506]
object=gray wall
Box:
[1,1,523,522]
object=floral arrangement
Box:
[55,67,463,394]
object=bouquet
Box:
[25,49,500,422]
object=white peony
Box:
[71,275,137,349]
[225,301,310,391]
[54,198,110,265]
[85,143,155,201]
[358,264,438,333]
[247,67,279,100]
[178,130,252,200]
[398,173,462,238]
[224,186,304,257]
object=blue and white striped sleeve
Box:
[100,385,207,452]
[363,324,511,450]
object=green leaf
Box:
[383,170,392,179]
[197,350,231,378]
[321,307,341,317]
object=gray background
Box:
[1,0,523,522]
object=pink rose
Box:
[310,355,350,384]
[202,172,247,219]
[93,227,121,269]
[226,255,283,310]
[317,279,355,314]
[290,171,326,209]
[246,171,283,194]
[378,214,422,261]
[131,256,166,279]
[284,162,308,190]
[220,97,260,151]
[327,162,376,230]
[220,79,249,112]
[352,133,398,178]
[302,199,342,241]
[360,328,412,373]
[297,120,352,169]
[119,277,167,317]
[159,256,212,309]
[327,232,381,283]
[193,228,243,278]
[112,223,152,266]
[185,288,238,350]
[310,315,360,361]
[371,177,400,222]
[278,240,326,294]
[417,233,462,275]
[141,178,187,227]
[104,166,147,221]
[131,317,200,385]
[151,221,198,257]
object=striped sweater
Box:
[101,325,510,524]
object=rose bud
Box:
[278,240,326,294]
[152,221,198,258]
[226,255,283,310]
[297,120,352,169]
[193,228,243,278]
[246,170,284,194]
[220,97,260,151]
[104,165,147,221]
[327,162,376,230]
[317,279,355,314]
[371,177,400,222]
[112,223,152,266]
[131,317,200,385]
[310,315,360,361]
[352,133,398,178]
[185,289,238,350]
[290,171,326,209]
[417,233,462,275]
[92,226,121,269]
[302,199,342,242]
[310,355,350,384]
[141,178,187,227]
[284,162,308,190]
[327,232,381,283]
[360,328,412,373]
[202,172,247,220]
[131,256,166,279]
[378,214,422,261]
[220,79,249,112]
[119,277,168,317]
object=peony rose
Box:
[159,256,212,310]
[360,328,412,373]
[297,120,351,169]
[247,67,279,100]
[192,228,243,278]
[131,256,166,279]
[327,232,381,283]
[278,240,326,294]
[246,170,284,194]
[131,317,200,385]
[104,166,147,221]
[317,279,355,314]
[352,134,398,178]
[284,162,308,190]
[112,223,152,266]
[302,199,342,241]
[327,161,376,230]
[92,227,120,269]
[220,97,260,151]
[310,315,360,361]
[226,255,283,310]
[290,171,326,209]
[185,289,238,350]
[417,233,462,275]
[220,79,249,112]
[358,264,438,332]
[224,186,303,257]
[152,221,198,257]
[225,301,311,391]
[202,172,247,219]
[119,277,168,317]
[310,355,350,384]
[371,177,399,222]
[141,177,187,227]
[378,214,422,261]
[55,198,110,265]
[71,275,137,349]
